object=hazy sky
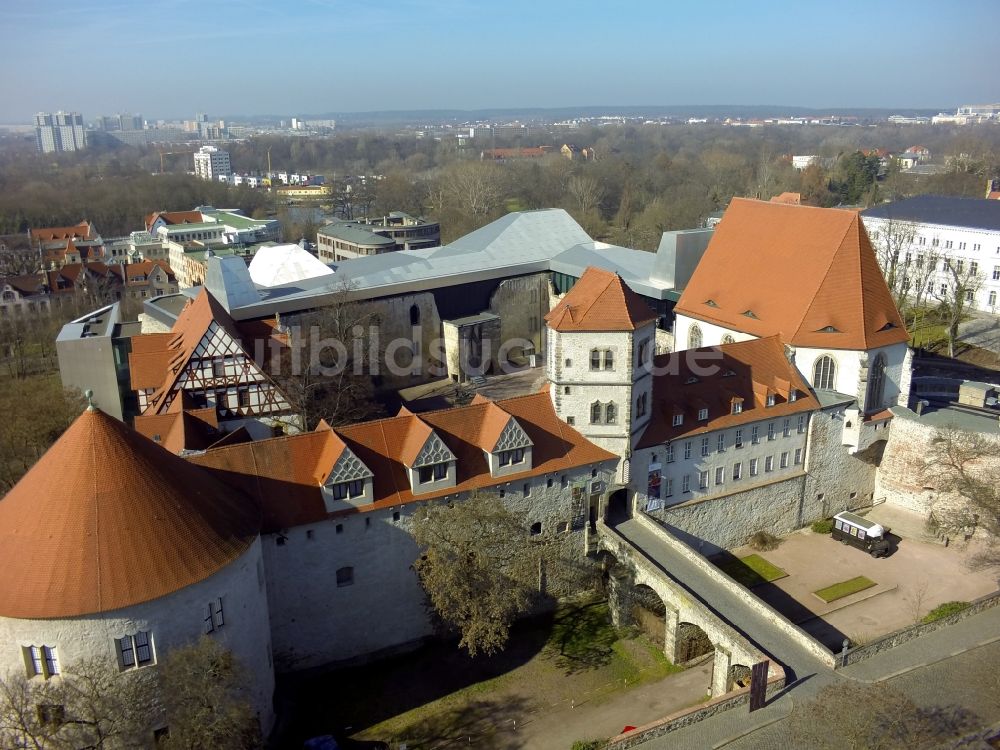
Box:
[3,0,998,122]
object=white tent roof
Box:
[248,243,335,288]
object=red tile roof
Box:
[637,335,819,448]
[675,199,908,350]
[0,407,259,618]
[546,266,659,332]
[145,210,205,232]
[769,192,801,205]
[190,390,616,532]
[30,221,94,242]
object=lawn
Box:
[282,599,685,748]
[814,576,876,603]
[716,554,787,588]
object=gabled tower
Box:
[545,267,659,478]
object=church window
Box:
[605,402,617,424]
[812,355,836,390]
[688,324,703,349]
[866,353,887,412]
[590,350,601,370]
[603,350,614,370]
[590,402,602,424]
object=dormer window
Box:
[766,393,776,407]
[697,407,708,421]
[742,310,758,319]
[672,413,683,427]
[731,399,743,415]
[418,463,448,484]
[498,448,525,467]
[817,325,840,333]
[705,299,718,307]
[789,390,798,402]
[332,479,364,500]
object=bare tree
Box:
[0,660,157,750]
[274,278,384,430]
[925,427,1000,567]
[566,174,605,216]
[868,217,917,312]
[933,263,984,358]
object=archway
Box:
[606,488,629,523]
[676,621,713,663]
[728,663,751,691]
[631,584,667,647]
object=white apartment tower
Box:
[193,145,232,181]
[34,111,86,153]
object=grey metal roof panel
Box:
[862,195,1000,232]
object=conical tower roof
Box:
[0,407,259,619]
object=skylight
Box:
[742,310,758,319]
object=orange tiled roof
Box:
[546,266,658,332]
[30,221,93,242]
[675,199,908,350]
[133,395,221,454]
[190,390,616,531]
[0,407,259,619]
[770,192,801,205]
[637,336,819,448]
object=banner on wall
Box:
[646,465,663,511]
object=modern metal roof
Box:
[862,195,1000,232]
[204,209,695,321]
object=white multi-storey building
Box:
[34,111,86,153]
[194,146,232,181]
[862,196,1000,315]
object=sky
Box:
[2,0,999,122]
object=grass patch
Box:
[717,554,787,588]
[814,576,876,603]
[922,601,970,623]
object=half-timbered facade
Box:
[130,288,300,441]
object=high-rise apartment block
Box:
[34,111,86,153]
[193,146,232,181]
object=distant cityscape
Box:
[19,102,1000,155]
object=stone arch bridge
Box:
[598,524,780,696]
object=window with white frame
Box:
[765,455,774,472]
[794,448,802,465]
[697,407,708,421]
[717,433,725,452]
[698,470,709,489]
[715,466,724,485]
[681,475,690,493]
[783,419,790,437]
[700,437,709,456]
[780,451,789,468]
[683,441,692,459]
[115,632,153,671]
[797,415,806,433]
[751,425,759,444]
[990,291,997,306]
[734,428,743,448]
[418,462,449,483]
[766,393,776,407]
[204,597,225,633]
[665,443,674,462]
[732,462,742,480]
[767,422,775,440]
[672,413,683,427]
[664,478,673,497]
[970,261,978,275]
[749,458,759,476]
[731,399,743,415]
[23,646,59,678]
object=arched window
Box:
[812,355,836,391]
[688,324,703,349]
[721,334,735,345]
[590,402,602,424]
[590,349,601,371]
[409,304,420,326]
[603,349,614,370]
[866,353,887,411]
[605,402,617,424]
